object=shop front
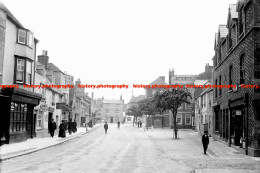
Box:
[0,88,41,144]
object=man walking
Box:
[104,122,108,134]
[117,121,120,130]
[202,131,209,154]
[49,119,57,138]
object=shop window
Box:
[9,102,27,132]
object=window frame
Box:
[240,54,245,84]
[17,29,27,44]
[14,56,33,84]
[17,28,34,48]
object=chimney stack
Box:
[38,50,49,69]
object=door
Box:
[48,112,53,133]
[26,105,33,138]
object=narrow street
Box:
[1,124,260,173]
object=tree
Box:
[153,88,192,139]
[127,104,142,124]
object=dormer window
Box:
[17,29,34,48]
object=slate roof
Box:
[47,63,63,73]
[149,76,168,86]
[0,2,24,28]
[129,95,146,103]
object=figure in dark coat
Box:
[72,119,77,133]
[58,120,66,138]
[49,119,57,137]
[117,121,120,129]
[68,118,73,135]
[104,122,108,134]
[202,131,209,154]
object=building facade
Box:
[0,2,42,143]
[212,0,260,156]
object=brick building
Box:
[212,0,260,157]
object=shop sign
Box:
[48,107,55,112]
[40,104,48,112]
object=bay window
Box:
[15,56,33,84]
[17,29,34,48]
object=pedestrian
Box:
[137,121,140,128]
[202,131,209,154]
[68,118,73,135]
[58,120,66,138]
[140,121,142,128]
[49,119,57,138]
[72,119,77,133]
[104,122,108,134]
[117,121,120,129]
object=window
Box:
[15,57,33,84]
[255,44,260,79]
[36,111,43,129]
[27,32,34,48]
[176,115,182,124]
[185,115,191,125]
[229,65,233,89]
[215,110,219,131]
[16,58,25,83]
[240,55,245,84]
[10,102,27,132]
[18,29,26,44]
[17,29,34,48]
[228,30,232,50]
[215,79,218,98]
[26,61,32,84]
[219,76,222,96]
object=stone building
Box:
[212,0,260,156]
[0,2,42,143]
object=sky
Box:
[1,0,237,103]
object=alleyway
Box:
[1,124,260,173]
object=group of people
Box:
[137,120,142,128]
[48,118,78,138]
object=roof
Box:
[149,76,168,86]
[194,80,209,85]
[219,25,228,38]
[0,1,24,28]
[129,95,146,103]
[47,63,63,73]
[103,99,123,104]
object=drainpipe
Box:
[33,38,39,93]
[244,93,249,155]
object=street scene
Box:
[1,124,260,173]
[1,0,260,172]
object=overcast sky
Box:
[1,0,237,103]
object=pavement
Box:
[0,124,102,161]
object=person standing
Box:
[72,119,77,133]
[58,120,66,138]
[49,119,57,138]
[104,122,108,134]
[68,118,73,135]
[202,131,209,154]
[117,121,120,130]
